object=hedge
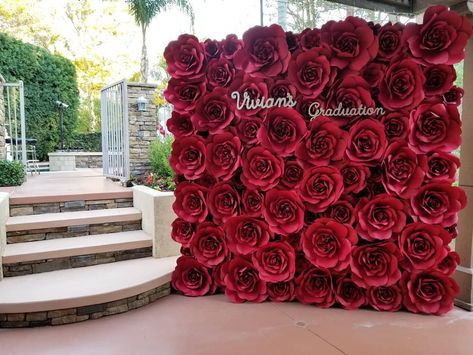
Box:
[0,159,25,186]
[0,32,80,160]
[66,132,102,152]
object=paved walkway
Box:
[0,294,472,355]
[0,169,132,204]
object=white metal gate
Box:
[3,81,27,166]
[101,80,130,180]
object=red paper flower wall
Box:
[165,5,472,315]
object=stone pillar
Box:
[455,13,473,311]
[0,75,5,159]
[126,83,157,179]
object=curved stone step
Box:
[0,256,177,325]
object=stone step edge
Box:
[9,190,133,206]
[3,230,153,264]
[0,282,171,327]
[6,207,142,232]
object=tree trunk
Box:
[140,25,149,83]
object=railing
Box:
[100,80,130,180]
[4,81,27,167]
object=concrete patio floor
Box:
[0,294,472,355]
[0,169,132,204]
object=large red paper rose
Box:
[224,216,271,255]
[424,64,456,96]
[320,16,378,71]
[263,189,305,235]
[234,24,290,77]
[206,57,235,89]
[410,182,466,227]
[401,271,459,315]
[299,28,321,51]
[191,222,228,267]
[280,158,304,189]
[224,256,268,303]
[242,189,264,217]
[221,34,243,59]
[205,131,241,181]
[236,117,261,145]
[324,198,356,225]
[295,267,335,308]
[381,141,426,198]
[207,182,240,224]
[192,88,235,133]
[351,242,402,288]
[173,182,208,223]
[295,117,347,168]
[170,136,206,180]
[267,280,296,302]
[172,256,214,297]
[379,111,409,142]
[368,285,403,312]
[335,275,367,310]
[437,251,460,276]
[377,22,404,60]
[241,146,283,191]
[403,5,473,65]
[252,241,296,282]
[378,58,425,111]
[268,79,297,100]
[408,102,462,154]
[443,86,464,105]
[346,119,387,163]
[258,107,307,157]
[356,194,407,241]
[166,112,195,138]
[337,161,370,194]
[171,218,195,247]
[302,218,357,272]
[164,34,206,79]
[398,222,451,272]
[426,152,460,183]
[164,78,206,114]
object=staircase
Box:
[0,186,177,327]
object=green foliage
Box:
[149,136,174,179]
[66,132,102,152]
[0,159,25,186]
[0,32,79,160]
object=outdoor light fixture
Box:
[137,96,148,112]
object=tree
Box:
[128,0,194,83]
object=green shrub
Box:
[66,132,102,152]
[0,33,80,160]
[150,136,174,179]
[0,160,25,186]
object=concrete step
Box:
[6,207,142,232]
[0,256,177,327]
[2,231,153,276]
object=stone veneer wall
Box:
[0,75,5,159]
[126,83,157,179]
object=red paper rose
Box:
[346,119,387,163]
[242,189,264,217]
[170,136,206,180]
[320,17,378,71]
[378,58,425,111]
[401,271,459,315]
[224,216,271,255]
[205,131,241,181]
[234,24,290,77]
[191,222,228,267]
[236,117,261,145]
[437,251,460,276]
[263,188,305,235]
[164,34,205,79]
[424,64,456,96]
[426,152,460,183]
[206,57,235,89]
[410,182,466,227]
[377,22,404,60]
[258,107,307,157]
[379,111,409,142]
[268,79,297,100]
[295,116,347,168]
[337,161,370,194]
[381,141,426,198]
[280,159,304,189]
[221,34,242,59]
[192,88,235,133]
[172,256,214,296]
[287,47,332,99]
[368,285,403,312]
[207,182,240,224]
[351,242,402,288]
[403,5,473,65]
[203,39,221,59]
[443,86,464,105]
[299,166,344,213]
[299,28,321,51]
[224,256,268,303]
[296,267,335,308]
[408,101,462,154]
[171,218,195,247]
[164,78,206,113]
[324,199,356,225]
[302,218,357,271]
[398,222,451,272]
[173,182,208,223]
[166,112,194,138]
[241,146,283,191]
[356,194,407,241]
[252,241,296,282]
[285,31,300,53]
[335,275,367,310]
[267,280,296,302]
